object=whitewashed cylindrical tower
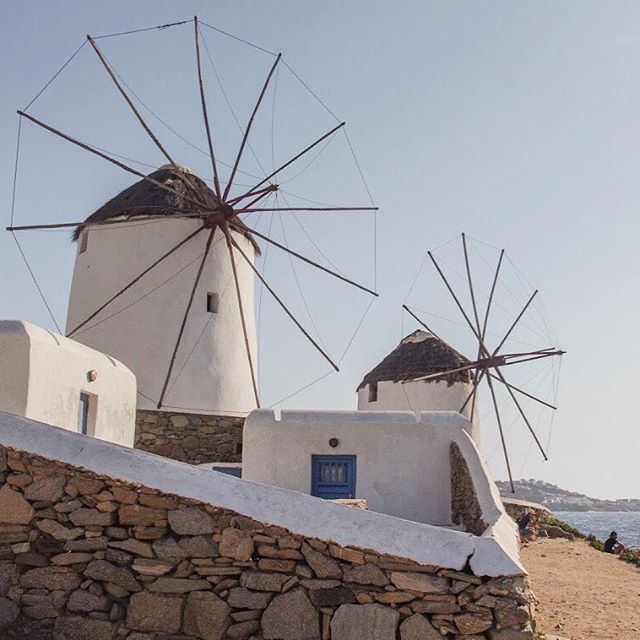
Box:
[356,330,479,441]
[66,165,258,462]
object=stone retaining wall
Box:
[0,446,534,640]
[135,411,244,464]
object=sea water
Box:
[554,511,640,550]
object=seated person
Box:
[517,511,537,542]
[604,531,625,555]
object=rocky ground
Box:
[521,538,640,640]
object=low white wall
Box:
[0,321,136,446]
[357,379,480,442]
[244,409,476,526]
[0,409,524,576]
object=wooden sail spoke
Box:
[157,228,216,409]
[401,305,469,362]
[487,372,557,411]
[223,53,282,200]
[17,111,208,213]
[492,289,539,356]
[402,362,478,385]
[87,35,176,166]
[487,373,514,493]
[230,235,339,372]
[68,226,205,337]
[428,251,492,358]
[233,187,279,214]
[492,367,548,461]
[231,122,345,203]
[194,16,222,201]
[243,225,378,297]
[222,223,260,407]
[462,232,492,419]
[459,368,487,414]
[239,206,379,213]
[229,184,278,208]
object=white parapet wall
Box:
[243,409,485,525]
[0,409,524,576]
[0,321,136,446]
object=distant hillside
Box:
[496,479,640,512]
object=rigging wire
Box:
[338,296,376,365]
[9,117,22,227]
[465,233,559,345]
[199,27,270,181]
[9,114,62,333]
[282,60,341,123]
[276,133,338,185]
[270,64,279,172]
[267,370,335,408]
[108,56,262,183]
[10,234,62,334]
[137,389,159,405]
[200,20,278,57]
[93,19,192,40]
[276,205,329,352]
[23,41,87,111]
[434,251,550,345]
[165,273,235,398]
[256,199,275,366]
[342,129,377,290]
[484,360,553,462]
[468,241,552,343]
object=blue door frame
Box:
[311,455,356,500]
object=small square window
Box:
[207,292,219,313]
[368,382,378,403]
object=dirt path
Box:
[521,538,640,640]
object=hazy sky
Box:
[2,1,640,500]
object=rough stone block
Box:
[399,613,443,640]
[126,592,183,633]
[301,543,342,579]
[219,527,254,561]
[227,587,272,609]
[390,571,449,594]
[168,508,215,535]
[183,590,231,640]
[25,476,67,503]
[343,563,388,586]
[20,566,82,591]
[55,615,114,640]
[0,485,35,524]
[330,603,399,640]
[261,588,320,640]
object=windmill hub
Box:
[475,355,507,369]
[219,202,235,219]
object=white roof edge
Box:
[0,320,135,377]
[0,410,525,576]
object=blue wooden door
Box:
[311,455,356,499]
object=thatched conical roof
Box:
[357,330,471,390]
[74,165,259,252]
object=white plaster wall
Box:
[0,321,135,446]
[357,379,480,443]
[66,218,257,416]
[243,409,478,526]
[0,409,525,576]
